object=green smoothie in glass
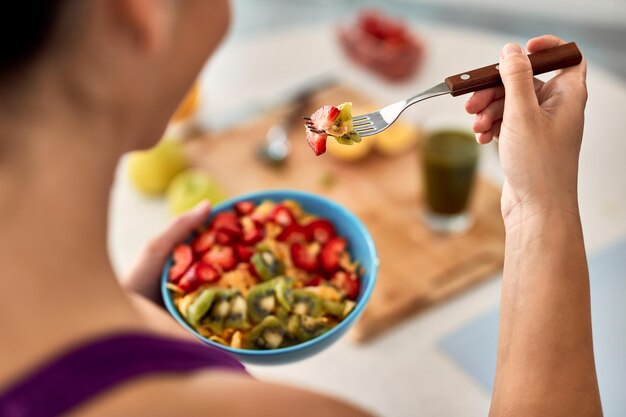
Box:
[422,129,479,233]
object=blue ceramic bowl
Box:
[161,190,378,365]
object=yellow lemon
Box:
[127,139,188,196]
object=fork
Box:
[351,42,582,137]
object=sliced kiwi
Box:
[274,277,294,311]
[251,251,284,281]
[291,290,323,317]
[246,280,276,323]
[186,288,217,326]
[286,314,301,339]
[201,289,235,334]
[303,284,342,302]
[177,292,199,320]
[322,300,356,320]
[298,316,330,342]
[246,315,285,349]
[275,306,290,325]
[224,294,249,330]
[287,315,329,342]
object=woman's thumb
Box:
[148,200,212,258]
[499,43,539,115]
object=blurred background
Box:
[229,0,626,79]
[112,1,626,416]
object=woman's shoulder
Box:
[76,367,371,417]
[79,296,371,417]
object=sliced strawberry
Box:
[203,246,237,271]
[290,242,320,273]
[215,229,239,246]
[169,244,193,283]
[305,219,336,244]
[216,221,242,237]
[250,211,268,224]
[177,273,200,293]
[243,228,263,245]
[180,262,220,290]
[192,230,216,254]
[310,105,340,131]
[306,275,326,287]
[269,204,296,227]
[212,212,241,233]
[250,202,273,224]
[306,129,327,156]
[211,212,239,229]
[331,271,360,300]
[235,244,254,262]
[211,212,242,244]
[241,216,264,245]
[320,237,347,273]
[195,262,220,284]
[277,223,309,243]
[234,201,256,216]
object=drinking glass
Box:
[421,129,479,233]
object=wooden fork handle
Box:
[444,42,582,97]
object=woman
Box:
[0,1,602,416]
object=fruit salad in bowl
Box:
[304,102,361,156]
[161,190,378,364]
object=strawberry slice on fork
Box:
[305,129,327,156]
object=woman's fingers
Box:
[473,98,504,133]
[475,120,502,145]
[466,78,544,116]
[121,200,212,301]
[526,34,566,53]
[527,35,587,109]
[491,120,503,140]
[527,34,587,79]
[476,130,494,145]
[144,200,211,259]
[465,86,505,114]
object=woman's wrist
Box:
[503,197,583,249]
[502,195,581,240]
[501,184,580,228]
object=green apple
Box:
[166,169,227,215]
[127,139,188,196]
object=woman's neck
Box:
[0,97,144,381]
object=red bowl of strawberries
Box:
[161,190,378,364]
[337,9,426,82]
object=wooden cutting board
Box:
[183,85,505,343]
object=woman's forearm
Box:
[490,205,602,417]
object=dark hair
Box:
[0,2,66,78]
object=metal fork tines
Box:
[352,83,451,137]
[303,117,325,134]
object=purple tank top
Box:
[0,333,246,417]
